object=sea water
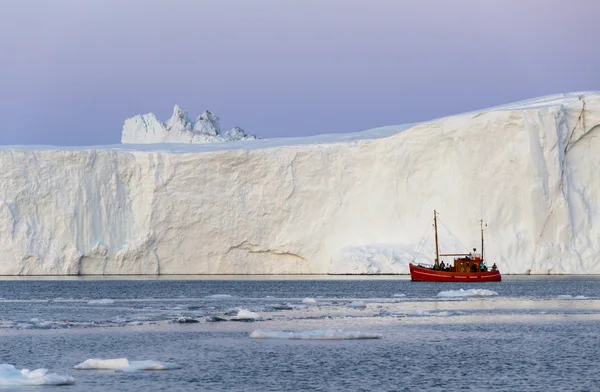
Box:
[0,276,598,391]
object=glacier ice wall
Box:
[121,105,258,144]
[1,92,599,275]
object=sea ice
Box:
[87,299,115,304]
[392,294,406,297]
[437,289,499,298]
[249,329,382,340]
[206,294,233,299]
[347,301,367,309]
[230,309,263,321]
[302,298,317,304]
[0,364,74,386]
[73,358,181,371]
[176,316,199,323]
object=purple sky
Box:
[1,0,599,146]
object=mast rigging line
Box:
[437,217,471,254]
[411,226,434,263]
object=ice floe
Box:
[176,316,199,323]
[437,289,499,298]
[230,309,263,321]
[87,299,115,304]
[347,301,367,309]
[0,364,75,386]
[249,329,381,340]
[73,358,181,371]
[206,294,233,299]
[557,295,587,299]
[394,310,451,317]
[392,294,406,297]
[302,298,317,304]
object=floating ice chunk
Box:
[575,295,587,299]
[437,289,498,298]
[249,329,381,340]
[0,364,75,386]
[88,299,114,304]
[558,295,587,299]
[302,297,317,304]
[73,358,181,371]
[394,310,451,317]
[348,301,367,309]
[206,294,233,299]
[392,294,406,297]
[230,309,263,321]
[176,316,199,323]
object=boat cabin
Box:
[452,253,483,273]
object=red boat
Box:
[409,210,501,282]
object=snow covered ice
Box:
[0,364,75,386]
[87,299,114,304]
[249,329,382,340]
[230,309,263,321]
[73,358,181,371]
[437,289,499,298]
[0,92,600,275]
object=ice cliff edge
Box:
[121,105,258,144]
[1,92,599,275]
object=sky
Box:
[0,0,599,146]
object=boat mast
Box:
[434,210,440,267]
[480,219,484,262]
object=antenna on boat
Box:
[434,210,440,268]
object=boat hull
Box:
[409,263,501,282]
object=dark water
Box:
[0,276,598,391]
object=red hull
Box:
[409,263,501,282]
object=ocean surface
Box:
[0,276,598,391]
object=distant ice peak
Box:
[121,105,259,144]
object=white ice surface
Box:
[302,298,317,304]
[0,364,75,386]
[87,299,114,304]
[205,294,233,299]
[73,358,181,371]
[437,289,499,298]
[1,92,600,275]
[249,329,382,340]
[231,309,263,320]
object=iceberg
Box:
[0,364,75,386]
[249,329,382,340]
[0,92,599,275]
[73,358,180,371]
[121,105,258,144]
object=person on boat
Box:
[480,261,486,272]
[491,263,497,271]
[440,261,445,270]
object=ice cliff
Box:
[121,105,258,144]
[0,92,599,275]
